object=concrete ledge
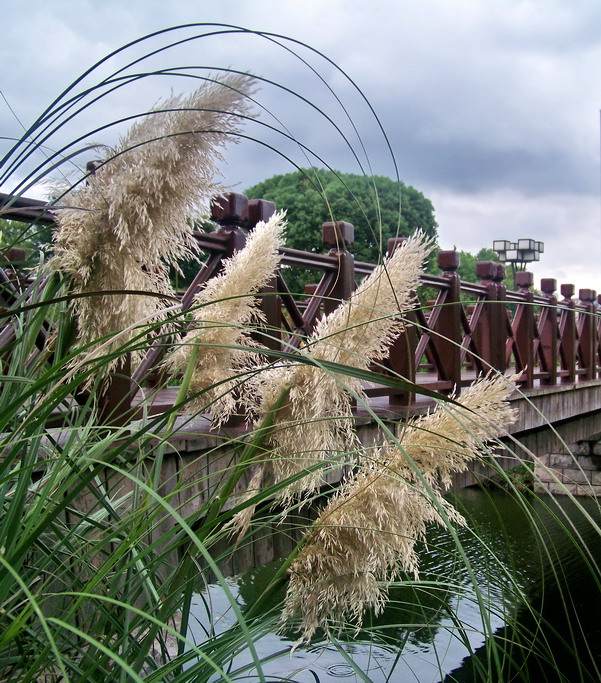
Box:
[509,380,601,433]
[535,481,601,497]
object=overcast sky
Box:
[2,0,600,292]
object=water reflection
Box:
[445,491,601,682]
[188,489,601,682]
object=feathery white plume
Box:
[49,74,256,376]
[281,373,518,642]
[244,232,434,502]
[166,210,287,419]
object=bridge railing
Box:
[1,190,600,422]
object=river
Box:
[187,488,601,682]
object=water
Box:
[187,489,601,682]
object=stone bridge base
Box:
[506,381,601,497]
[534,443,601,497]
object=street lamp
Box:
[493,239,544,288]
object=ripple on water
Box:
[326,663,356,677]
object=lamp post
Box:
[492,239,544,289]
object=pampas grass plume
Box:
[243,231,434,502]
[166,210,287,419]
[282,372,518,642]
[49,73,256,375]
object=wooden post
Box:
[559,284,576,384]
[181,196,247,308]
[514,271,535,389]
[493,263,508,373]
[136,193,255,388]
[98,355,133,426]
[474,260,499,372]
[248,198,276,229]
[597,293,601,376]
[181,193,254,311]
[207,193,251,426]
[322,221,355,315]
[539,278,558,386]
[211,192,249,256]
[434,250,462,393]
[1,246,27,273]
[1,247,48,353]
[387,237,416,406]
[578,288,597,381]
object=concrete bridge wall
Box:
[506,381,601,496]
[136,380,601,519]
[64,379,601,579]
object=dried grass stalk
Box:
[282,372,518,642]
[49,74,256,376]
[166,211,287,419]
[241,232,434,504]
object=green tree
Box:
[245,168,438,294]
[0,218,53,260]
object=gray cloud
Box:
[1,0,600,288]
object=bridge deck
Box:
[131,372,473,423]
[131,372,601,448]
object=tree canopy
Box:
[245,169,438,293]
[0,218,53,260]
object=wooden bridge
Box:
[2,190,601,497]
